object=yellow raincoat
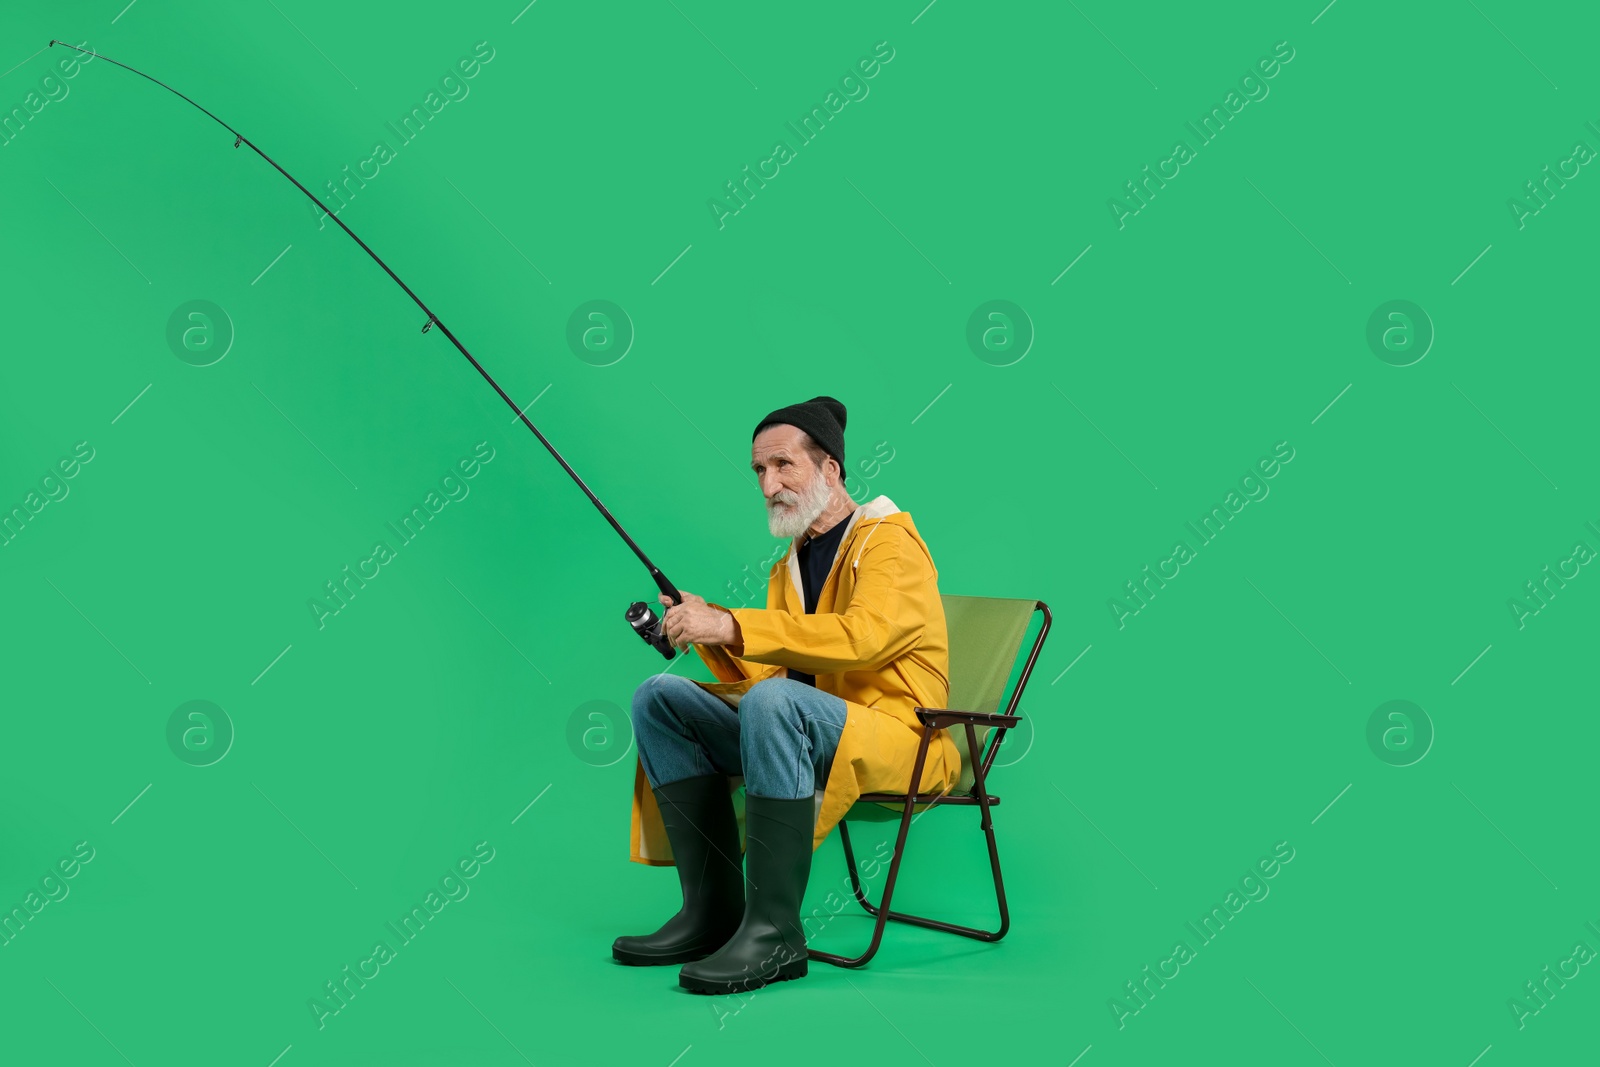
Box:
[630,494,959,865]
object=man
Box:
[615,395,960,995]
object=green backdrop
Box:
[2,1,1595,1064]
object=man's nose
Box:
[760,469,784,498]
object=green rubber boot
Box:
[678,794,814,995]
[612,774,744,966]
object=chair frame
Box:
[808,600,1052,969]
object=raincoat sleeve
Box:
[729,524,928,675]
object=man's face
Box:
[752,424,833,539]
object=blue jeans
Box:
[631,675,849,800]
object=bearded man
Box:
[614,395,958,995]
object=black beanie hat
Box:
[753,395,847,474]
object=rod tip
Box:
[48,39,56,47]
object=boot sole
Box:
[678,957,808,995]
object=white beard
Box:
[767,468,834,540]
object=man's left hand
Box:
[659,591,739,652]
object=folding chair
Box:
[807,595,1052,968]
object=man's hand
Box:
[660,591,740,652]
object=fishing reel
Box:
[626,599,679,661]
[628,573,684,661]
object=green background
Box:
[1,1,1595,1064]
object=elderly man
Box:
[614,395,960,996]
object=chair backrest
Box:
[942,595,1041,793]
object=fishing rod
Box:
[48,39,684,659]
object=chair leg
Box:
[807,729,934,970]
[825,802,1009,947]
[806,796,915,969]
[808,726,1012,968]
[837,822,879,917]
[965,720,1011,941]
